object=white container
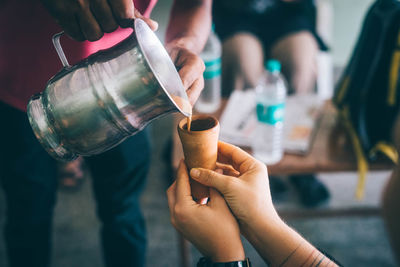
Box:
[252,59,287,165]
[195,25,222,113]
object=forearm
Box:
[383,167,400,263]
[165,0,212,53]
[383,114,400,263]
[244,217,338,266]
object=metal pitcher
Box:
[27,19,192,161]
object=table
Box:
[174,99,393,176]
[171,99,394,267]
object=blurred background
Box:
[0,0,397,266]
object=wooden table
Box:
[190,99,393,175]
[172,99,394,267]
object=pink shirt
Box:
[0,0,157,111]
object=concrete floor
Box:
[0,0,398,266]
[0,114,397,267]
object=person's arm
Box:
[189,141,340,266]
[382,167,400,264]
[165,0,212,105]
[382,113,400,263]
[167,160,245,263]
[166,0,212,54]
[242,214,329,267]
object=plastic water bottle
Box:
[195,24,221,113]
[252,60,287,165]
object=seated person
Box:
[167,141,341,266]
[213,0,330,206]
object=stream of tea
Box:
[170,95,192,131]
[187,116,192,132]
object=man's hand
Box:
[41,0,158,41]
[164,0,212,105]
[167,161,245,262]
[166,42,205,106]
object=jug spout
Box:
[134,19,192,117]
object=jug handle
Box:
[52,32,70,68]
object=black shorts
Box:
[212,1,328,53]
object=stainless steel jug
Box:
[28,19,192,161]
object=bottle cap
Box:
[265,59,281,73]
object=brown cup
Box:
[177,115,220,203]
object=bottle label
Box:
[203,58,221,79]
[256,103,285,125]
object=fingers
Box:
[77,4,103,41]
[216,163,240,177]
[186,77,204,106]
[217,141,261,173]
[165,46,205,106]
[176,160,194,203]
[173,51,204,106]
[171,49,205,100]
[134,9,159,31]
[48,0,157,42]
[90,0,118,33]
[167,47,180,63]
[108,0,158,31]
[58,15,86,41]
[178,54,205,90]
[107,0,135,27]
[190,168,233,195]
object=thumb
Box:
[190,168,232,195]
[134,9,158,31]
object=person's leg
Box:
[270,31,319,94]
[270,31,329,207]
[85,130,151,267]
[0,102,57,267]
[220,32,296,203]
[221,33,264,95]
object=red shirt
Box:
[0,0,157,111]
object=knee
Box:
[288,62,318,94]
[270,31,319,94]
[222,33,264,91]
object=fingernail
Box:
[190,168,200,178]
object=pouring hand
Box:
[41,0,158,41]
[166,42,205,106]
[167,160,245,262]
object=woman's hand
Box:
[167,161,245,262]
[189,142,338,267]
[189,141,281,233]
